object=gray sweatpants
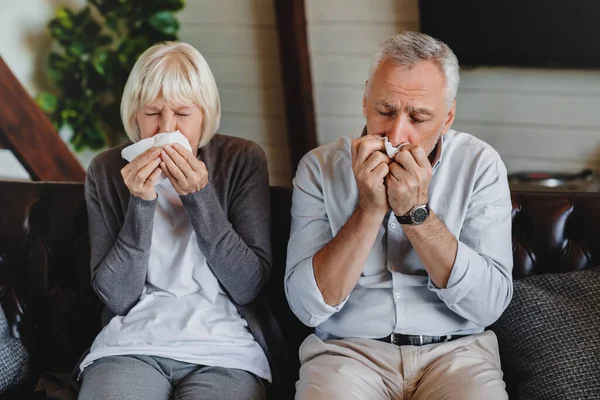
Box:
[77,355,265,400]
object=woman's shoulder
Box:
[87,143,130,178]
[204,134,267,165]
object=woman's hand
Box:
[120,147,162,201]
[160,144,209,195]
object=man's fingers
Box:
[364,150,392,173]
[356,138,386,164]
[388,161,408,182]
[405,144,430,169]
[352,135,384,160]
[372,162,390,181]
[394,148,420,174]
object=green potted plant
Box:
[36,0,185,151]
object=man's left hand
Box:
[386,144,432,216]
[160,144,209,195]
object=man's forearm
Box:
[313,207,384,306]
[402,211,457,288]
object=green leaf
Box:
[55,8,75,30]
[68,40,88,57]
[48,20,71,41]
[149,11,179,35]
[70,130,84,151]
[61,109,79,124]
[36,92,58,113]
[92,51,109,76]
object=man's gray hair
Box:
[368,31,460,107]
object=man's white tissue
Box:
[121,131,193,183]
[384,137,408,158]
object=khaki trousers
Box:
[295,330,508,400]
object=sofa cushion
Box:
[0,306,30,393]
[490,267,600,400]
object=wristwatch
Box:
[396,204,430,225]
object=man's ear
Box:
[363,80,369,118]
[441,100,456,135]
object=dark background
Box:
[419,0,600,69]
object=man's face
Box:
[363,58,456,156]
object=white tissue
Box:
[384,137,408,158]
[121,130,193,162]
[121,131,193,184]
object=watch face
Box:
[411,207,428,224]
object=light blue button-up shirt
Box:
[285,129,513,339]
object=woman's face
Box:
[136,97,204,156]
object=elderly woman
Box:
[77,42,273,400]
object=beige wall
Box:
[3,0,600,181]
[306,0,600,174]
[178,0,291,186]
[0,0,292,185]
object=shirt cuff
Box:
[291,257,348,324]
[427,241,483,306]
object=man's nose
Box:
[387,116,410,147]
[159,113,176,133]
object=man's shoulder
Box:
[445,129,503,164]
[299,135,353,170]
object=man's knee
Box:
[295,354,388,400]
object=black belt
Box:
[376,333,468,346]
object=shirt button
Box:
[390,223,397,229]
[395,292,402,299]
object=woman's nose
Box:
[159,113,176,133]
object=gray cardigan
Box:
[84,134,284,380]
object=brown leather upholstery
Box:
[1,180,599,398]
[511,192,600,278]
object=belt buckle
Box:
[390,333,404,346]
[390,333,424,346]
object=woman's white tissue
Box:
[121,131,193,162]
[121,131,193,184]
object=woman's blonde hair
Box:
[120,41,221,148]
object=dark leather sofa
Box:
[1,180,599,399]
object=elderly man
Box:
[285,31,512,399]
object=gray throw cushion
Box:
[490,267,600,400]
[0,306,30,393]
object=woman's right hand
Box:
[120,147,162,201]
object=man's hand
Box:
[387,144,432,216]
[351,135,392,217]
[160,143,209,195]
[121,147,162,201]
